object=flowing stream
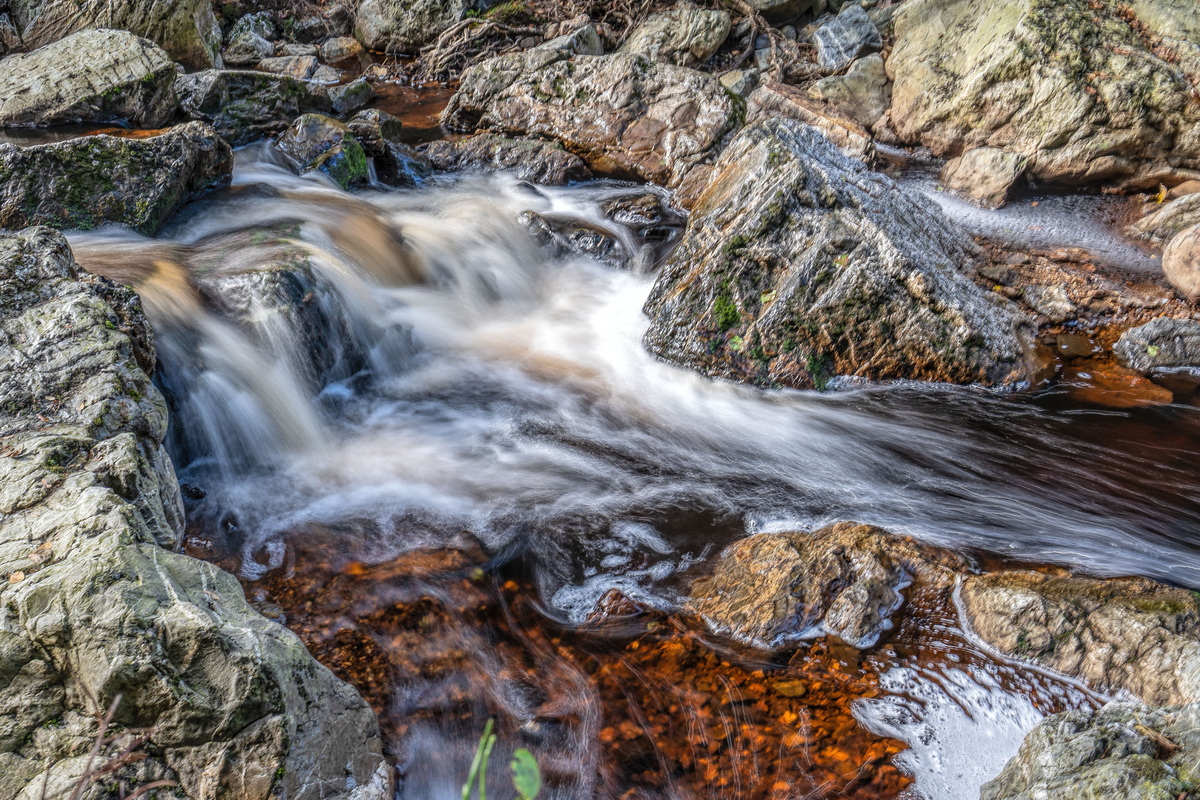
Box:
[69,152,1200,798]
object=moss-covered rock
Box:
[0,122,233,235]
[275,113,370,189]
[175,69,332,146]
[642,118,1039,389]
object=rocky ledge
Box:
[0,228,387,799]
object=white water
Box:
[67,156,1200,799]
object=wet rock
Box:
[175,69,332,146]
[1163,224,1200,302]
[982,703,1200,800]
[0,227,388,800]
[346,109,432,186]
[1022,284,1075,323]
[320,34,365,62]
[1060,359,1175,407]
[222,29,274,65]
[814,5,881,71]
[618,5,731,68]
[539,23,604,56]
[688,522,966,649]
[1113,316,1200,392]
[960,571,1200,705]
[940,147,1028,210]
[1128,194,1200,246]
[888,0,1200,191]
[329,77,377,115]
[423,133,591,185]
[806,53,889,129]
[0,29,177,128]
[748,80,874,162]
[8,0,221,69]
[258,54,319,80]
[0,122,232,235]
[276,113,370,189]
[643,118,1038,390]
[228,10,278,41]
[355,0,470,53]
[1054,332,1095,359]
[347,108,405,150]
[442,50,743,189]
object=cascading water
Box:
[68,153,1200,798]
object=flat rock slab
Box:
[0,28,178,128]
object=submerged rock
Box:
[960,570,1200,705]
[888,0,1200,191]
[642,118,1038,390]
[983,703,1200,800]
[8,0,222,69]
[0,122,232,235]
[442,50,744,188]
[276,113,370,189]
[423,133,592,184]
[0,227,388,800]
[618,5,731,67]
[175,69,332,146]
[355,0,470,53]
[0,29,178,128]
[689,522,966,649]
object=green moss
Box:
[714,293,740,330]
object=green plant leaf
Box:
[462,718,495,800]
[511,749,541,800]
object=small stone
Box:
[329,77,377,115]
[980,264,1015,284]
[719,68,759,98]
[278,42,319,56]
[310,65,343,83]
[540,24,604,56]
[222,31,274,66]
[813,5,881,71]
[320,35,364,62]
[1023,285,1075,323]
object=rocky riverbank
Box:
[2,0,1200,796]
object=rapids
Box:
[68,151,1200,798]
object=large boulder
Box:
[422,133,592,184]
[940,147,1030,209]
[0,29,177,128]
[688,522,966,649]
[806,53,890,129]
[618,5,731,68]
[960,570,1200,706]
[175,69,332,146]
[275,113,370,190]
[1128,193,1200,245]
[354,0,469,53]
[0,227,388,800]
[441,49,744,189]
[887,0,1200,191]
[0,123,232,235]
[1163,224,1200,302]
[7,0,222,69]
[982,703,1200,800]
[642,118,1039,390]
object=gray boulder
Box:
[642,118,1038,390]
[321,35,365,62]
[0,122,232,235]
[814,4,881,71]
[539,24,604,56]
[442,50,744,189]
[175,69,332,146]
[960,570,1200,706]
[0,227,388,800]
[888,0,1200,191]
[982,703,1200,800]
[258,54,319,80]
[618,5,731,68]
[275,114,370,189]
[1113,316,1200,392]
[0,29,177,128]
[7,0,221,69]
[222,31,274,66]
[329,77,377,115]
[688,522,966,649]
[354,0,470,53]
[423,133,592,184]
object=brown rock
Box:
[1163,224,1200,303]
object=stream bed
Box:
[66,151,1200,799]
